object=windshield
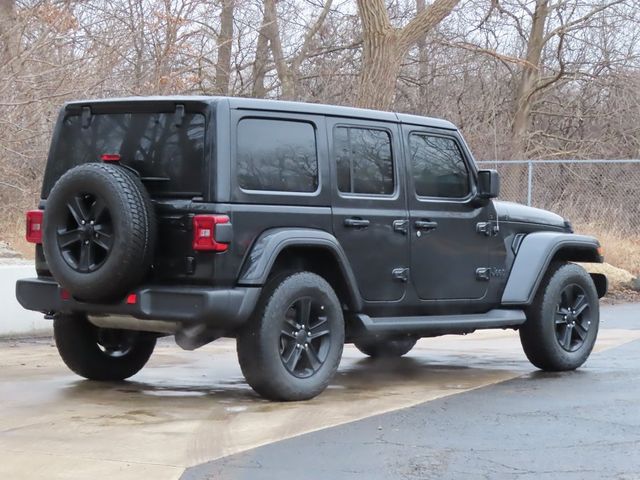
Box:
[43,111,206,197]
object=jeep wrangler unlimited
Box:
[16,97,607,401]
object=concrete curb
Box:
[0,264,52,337]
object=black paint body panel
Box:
[21,96,605,336]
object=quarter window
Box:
[334,126,394,195]
[409,134,470,198]
[237,119,318,192]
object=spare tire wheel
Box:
[42,163,156,302]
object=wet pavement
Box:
[0,304,638,479]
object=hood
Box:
[494,201,566,228]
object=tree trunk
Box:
[416,0,429,105]
[357,30,404,110]
[0,0,17,65]
[263,0,296,99]
[215,0,234,96]
[512,0,549,157]
[251,12,270,98]
[356,0,460,111]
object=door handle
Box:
[414,220,438,231]
[393,219,408,234]
[344,218,370,228]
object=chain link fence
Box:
[475,160,640,235]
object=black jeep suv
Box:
[16,97,607,401]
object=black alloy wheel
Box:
[519,262,600,372]
[57,193,114,273]
[237,271,345,401]
[279,296,331,378]
[96,328,136,358]
[554,283,593,352]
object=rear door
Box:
[403,126,493,300]
[328,118,409,302]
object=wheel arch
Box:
[502,232,604,306]
[238,228,363,312]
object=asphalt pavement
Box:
[0,303,638,479]
[184,303,640,480]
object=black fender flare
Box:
[238,228,363,311]
[502,232,604,305]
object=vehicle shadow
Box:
[57,355,485,409]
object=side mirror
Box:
[477,169,500,199]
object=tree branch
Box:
[399,0,461,50]
[543,0,626,44]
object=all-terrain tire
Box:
[54,314,156,381]
[237,272,345,401]
[520,262,600,371]
[43,163,156,302]
[354,337,417,358]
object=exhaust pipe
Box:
[88,314,179,334]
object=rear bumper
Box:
[15,277,261,330]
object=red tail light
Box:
[101,153,121,162]
[26,210,44,244]
[193,215,230,252]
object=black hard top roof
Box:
[64,96,458,130]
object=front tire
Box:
[54,314,156,381]
[520,263,599,371]
[237,272,345,401]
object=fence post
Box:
[527,160,533,206]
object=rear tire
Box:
[237,272,344,401]
[354,337,417,358]
[520,262,599,371]
[54,314,156,381]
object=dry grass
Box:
[0,214,33,259]
[576,223,640,277]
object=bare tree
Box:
[356,0,460,110]
[251,9,270,98]
[253,0,333,99]
[0,0,17,64]
[215,0,234,95]
[1,0,640,251]
[505,0,628,156]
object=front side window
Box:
[409,134,470,198]
[334,126,394,195]
[236,118,318,192]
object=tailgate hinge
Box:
[476,221,500,236]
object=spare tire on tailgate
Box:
[43,163,156,302]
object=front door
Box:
[403,126,494,301]
[329,118,409,302]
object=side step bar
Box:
[351,309,527,336]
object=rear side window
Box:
[44,112,205,197]
[409,134,470,198]
[236,118,318,192]
[334,126,394,195]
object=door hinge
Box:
[392,219,409,234]
[476,267,491,281]
[392,267,409,282]
[476,221,500,236]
